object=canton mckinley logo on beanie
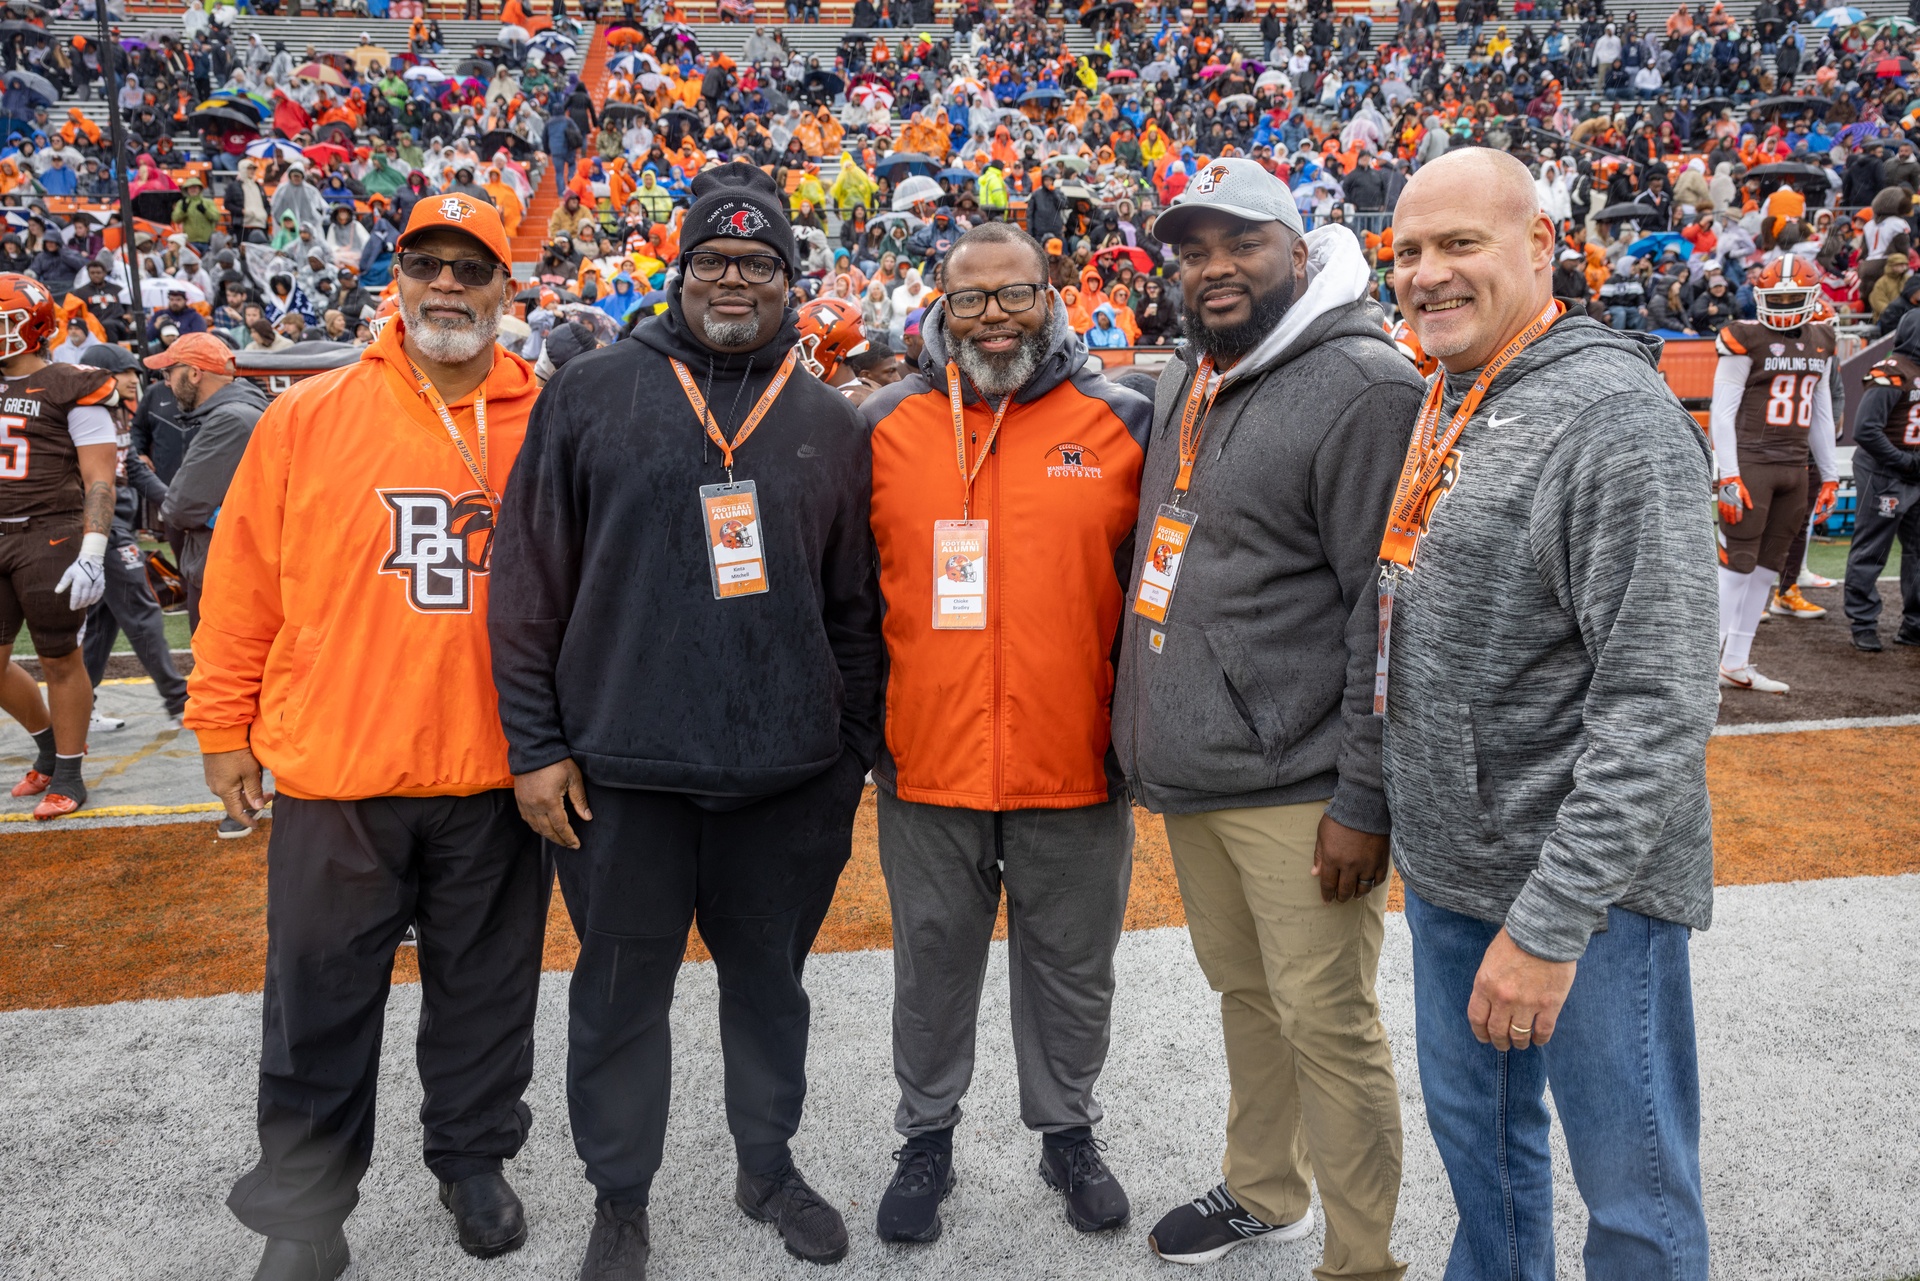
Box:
[683,160,798,272]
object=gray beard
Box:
[403,296,500,365]
[701,313,761,349]
[954,309,1055,399]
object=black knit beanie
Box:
[681,160,797,273]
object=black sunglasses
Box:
[397,250,504,288]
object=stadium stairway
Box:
[509,17,605,267]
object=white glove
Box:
[54,532,109,613]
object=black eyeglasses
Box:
[944,283,1046,319]
[397,250,504,288]
[683,251,787,285]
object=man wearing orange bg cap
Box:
[187,193,550,1281]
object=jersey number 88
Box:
[1765,374,1818,429]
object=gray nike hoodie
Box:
[1382,313,1719,962]
[1113,227,1424,830]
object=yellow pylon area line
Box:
[0,801,224,823]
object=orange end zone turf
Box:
[4,726,1919,1013]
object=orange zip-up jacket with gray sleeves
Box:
[183,320,538,800]
[861,303,1151,811]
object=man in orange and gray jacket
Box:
[187,194,548,1281]
[859,222,1151,1244]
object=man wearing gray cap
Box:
[1112,158,1420,1277]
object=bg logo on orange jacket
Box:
[1045,442,1103,478]
[379,488,495,612]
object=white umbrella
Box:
[141,278,206,306]
[403,65,449,81]
[890,174,941,210]
[244,137,304,160]
[498,23,529,44]
[529,30,576,52]
[1254,69,1290,91]
[635,72,668,93]
[1812,6,1864,26]
[851,83,895,109]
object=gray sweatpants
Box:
[876,789,1132,1139]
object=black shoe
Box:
[579,1201,650,1280]
[438,1170,527,1258]
[1038,1133,1130,1232]
[1896,627,1920,647]
[1854,629,1885,652]
[1147,1183,1314,1266]
[736,1163,849,1263]
[876,1137,955,1244]
[251,1229,349,1281]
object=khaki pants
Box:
[1164,801,1405,1281]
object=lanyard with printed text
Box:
[1376,299,1563,573]
[946,361,1013,521]
[1173,353,1222,495]
[407,361,496,510]
[671,347,800,481]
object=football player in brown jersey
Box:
[1709,256,1839,695]
[0,273,121,817]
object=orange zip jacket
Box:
[861,303,1150,811]
[184,320,538,800]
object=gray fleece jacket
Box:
[1383,314,1719,962]
[1113,227,1424,829]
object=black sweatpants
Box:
[555,751,866,1208]
[227,790,550,1243]
[1845,458,1920,636]
[82,522,186,712]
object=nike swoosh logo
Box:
[48,537,68,546]
[1485,413,1522,431]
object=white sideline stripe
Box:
[1713,713,1920,737]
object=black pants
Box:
[1845,458,1920,635]
[227,791,550,1243]
[556,752,865,1208]
[83,520,186,711]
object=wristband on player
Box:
[79,532,108,561]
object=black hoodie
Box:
[489,290,883,801]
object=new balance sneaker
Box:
[89,711,126,732]
[1799,567,1836,588]
[1148,1184,1314,1265]
[1719,665,1790,694]
[876,1137,955,1243]
[1038,1132,1130,1232]
[1769,586,1827,619]
[736,1163,849,1263]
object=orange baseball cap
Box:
[143,331,237,375]
[398,191,513,268]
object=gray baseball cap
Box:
[1155,157,1305,245]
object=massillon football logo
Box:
[1045,442,1104,479]
[379,489,497,612]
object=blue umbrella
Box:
[936,166,976,183]
[1812,7,1864,27]
[1625,232,1691,259]
[1019,87,1066,102]
[245,138,305,161]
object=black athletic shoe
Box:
[579,1201,649,1280]
[439,1170,528,1258]
[737,1163,849,1263]
[251,1229,349,1281]
[1896,626,1920,647]
[1038,1134,1130,1232]
[1854,629,1885,652]
[876,1138,956,1244]
[1147,1183,1314,1266]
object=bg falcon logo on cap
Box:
[1191,164,1232,195]
[439,197,474,221]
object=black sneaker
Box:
[736,1163,849,1263]
[579,1200,649,1280]
[218,816,257,839]
[1038,1133,1130,1232]
[876,1137,955,1244]
[1854,629,1885,652]
[1147,1183,1314,1265]
[250,1228,349,1281]
[1896,626,1920,647]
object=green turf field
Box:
[1807,537,1901,582]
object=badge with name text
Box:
[701,480,769,599]
[1133,503,1197,625]
[932,520,988,629]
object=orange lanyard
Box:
[407,360,495,509]
[670,348,799,479]
[1378,300,1562,570]
[946,361,1012,520]
[1173,353,1219,495]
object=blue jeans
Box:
[1404,888,1707,1281]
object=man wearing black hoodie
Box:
[489,161,882,1281]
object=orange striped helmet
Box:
[1753,256,1821,331]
